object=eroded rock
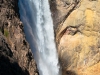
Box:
[0,0,38,75]
[52,0,100,75]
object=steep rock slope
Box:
[49,0,79,33]
[50,0,100,75]
[0,0,38,75]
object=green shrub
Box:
[4,29,9,37]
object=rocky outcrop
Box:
[49,0,80,34]
[50,0,100,75]
[0,0,38,75]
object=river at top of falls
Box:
[18,0,61,75]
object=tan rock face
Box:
[0,0,38,75]
[49,0,79,31]
[56,0,100,75]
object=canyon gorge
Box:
[0,0,100,75]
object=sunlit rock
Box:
[52,0,100,75]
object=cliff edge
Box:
[0,0,38,75]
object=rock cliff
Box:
[1,0,100,75]
[0,0,38,75]
[50,0,100,75]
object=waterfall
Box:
[18,0,61,75]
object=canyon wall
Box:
[0,0,38,75]
[50,0,100,75]
[1,0,100,75]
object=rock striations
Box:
[0,0,38,75]
[50,0,100,75]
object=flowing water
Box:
[18,0,61,75]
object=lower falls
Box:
[18,0,61,75]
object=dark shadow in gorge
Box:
[0,34,29,75]
[0,54,29,75]
[66,70,77,75]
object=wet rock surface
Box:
[0,0,38,75]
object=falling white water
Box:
[18,0,61,75]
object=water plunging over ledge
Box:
[18,0,61,75]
